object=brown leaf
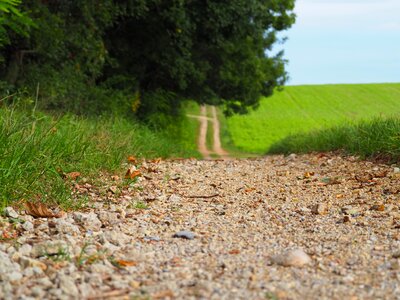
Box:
[124,166,141,179]
[127,156,137,164]
[25,202,64,218]
[153,290,174,299]
[304,172,315,178]
[229,249,241,255]
[65,172,81,180]
[150,158,162,164]
[370,204,385,212]
[114,259,137,267]
[111,175,120,181]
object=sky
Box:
[280,0,400,85]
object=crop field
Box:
[224,83,400,153]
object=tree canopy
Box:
[0,0,295,117]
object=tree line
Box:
[0,0,295,121]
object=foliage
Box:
[268,117,400,162]
[106,0,296,115]
[224,83,400,153]
[0,0,295,119]
[0,0,35,61]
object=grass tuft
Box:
[0,106,198,210]
[268,117,400,162]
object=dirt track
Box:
[189,105,229,159]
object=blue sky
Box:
[280,0,400,85]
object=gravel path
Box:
[1,154,400,299]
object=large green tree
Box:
[106,0,296,115]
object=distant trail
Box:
[211,106,229,158]
[187,105,229,159]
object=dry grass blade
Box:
[25,202,64,218]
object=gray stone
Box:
[173,230,195,240]
[97,211,119,226]
[21,221,34,232]
[73,212,102,231]
[18,244,32,256]
[31,240,69,258]
[54,218,80,235]
[4,207,18,218]
[58,274,79,297]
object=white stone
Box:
[4,207,18,218]
[272,249,312,267]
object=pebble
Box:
[22,221,34,231]
[272,249,312,267]
[394,167,400,173]
[31,240,69,258]
[55,218,81,235]
[4,207,19,218]
[19,244,32,256]
[311,203,328,215]
[173,230,195,240]
[73,212,102,231]
[58,274,79,297]
[341,206,360,216]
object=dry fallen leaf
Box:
[111,175,119,181]
[127,156,137,164]
[304,172,315,178]
[114,259,137,267]
[153,290,174,300]
[65,172,81,180]
[125,166,141,179]
[25,202,64,218]
[370,204,385,211]
[229,249,241,255]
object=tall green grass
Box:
[0,107,198,210]
[268,117,400,162]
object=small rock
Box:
[393,251,400,259]
[58,274,79,297]
[31,240,69,258]
[394,167,400,173]
[169,194,181,203]
[272,249,312,267]
[144,236,161,242]
[4,207,19,219]
[97,211,119,226]
[54,218,80,235]
[73,212,102,231]
[22,221,34,231]
[173,230,195,240]
[341,206,360,216]
[311,203,328,215]
[18,244,32,256]
[101,230,131,246]
[19,257,47,271]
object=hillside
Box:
[225,83,400,153]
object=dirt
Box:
[189,105,229,159]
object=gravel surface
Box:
[1,153,400,299]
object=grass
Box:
[0,105,199,211]
[225,83,400,153]
[269,117,400,161]
[179,100,201,156]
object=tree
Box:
[105,0,296,115]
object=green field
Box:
[225,83,400,153]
